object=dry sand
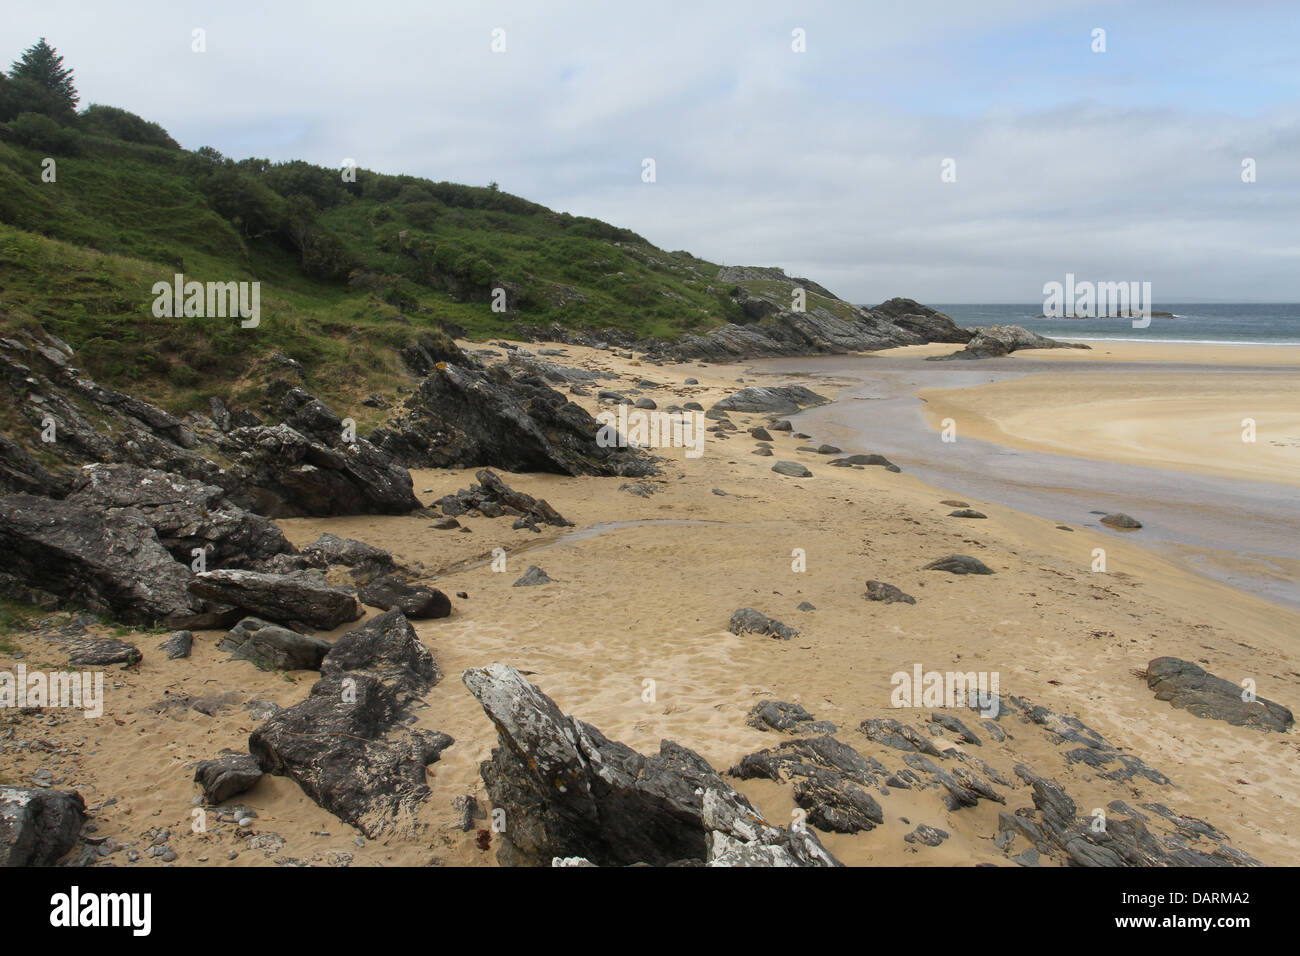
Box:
[4,341,1298,868]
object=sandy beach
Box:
[4,338,1297,868]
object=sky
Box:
[8,0,1300,303]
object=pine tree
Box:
[8,38,78,118]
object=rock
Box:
[299,533,396,574]
[0,494,214,627]
[753,447,774,456]
[948,509,987,519]
[923,555,995,575]
[1144,658,1293,732]
[512,566,553,588]
[66,638,142,667]
[930,713,982,745]
[904,824,949,846]
[430,516,460,530]
[0,786,86,866]
[194,751,264,804]
[435,470,572,528]
[68,463,294,569]
[711,386,829,416]
[864,580,917,604]
[0,434,70,497]
[634,397,657,409]
[220,617,333,671]
[683,401,704,411]
[249,610,451,837]
[189,569,362,630]
[771,461,812,478]
[869,298,972,344]
[768,420,793,432]
[730,736,887,833]
[1101,513,1142,530]
[461,662,838,866]
[746,701,837,735]
[370,361,655,477]
[940,499,968,507]
[796,601,816,612]
[159,630,193,660]
[828,454,900,472]
[815,444,841,455]
[684,378,699,385]
[749,427,772,441]
[729,608,799,641]
[926,325,1090,361]
[860,718,945,757]
[358,576,451,619]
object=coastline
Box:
[6,338,1296,868]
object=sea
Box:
[922,303,1300,346]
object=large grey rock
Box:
[220,617,333,670]
[462,662,838,866]
[865,580,916,604]
[771,461,812,478]
[729,608,799,641]
[358,576,451,619]
[1145,657,1294,733]
[712,386,829,416]
[924,554,995,575]
[0,494,214,627]
[927,325,1090,361]
[194,751,264,804]
[190,569,361,630]
[0,786,85,866]
[249,610,451,837]
[67,463,294,569]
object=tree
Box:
[8,38,78,119]
[78,104,179,149]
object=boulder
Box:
[1144,657,1293,732]
[513,566,553,588]
[927,325,1089,361]
[67,463,295,569]
[828,454,900,472]
[159,630,193,659]
[220,617,333,670]
[1101,513,1142,530]
[358,576,452,619]
[249,610,452,837]
[66,638,141,667]
[190,569,362,630]
[0,494,213,627]
[924,555,995,575]
[865,580,916,604]
[729,608,799,641]
[746,700,837,735]
[711,386,829,416]
[771,461,812,478]
[0,786,86,866]
[194,751,264,804]
[462,662,839,866]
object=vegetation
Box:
[0,38,756,413]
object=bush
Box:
[78,104,179,149]
[6,111,79,154]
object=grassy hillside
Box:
[0,116,760,414]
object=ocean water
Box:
[923,303,1300,345]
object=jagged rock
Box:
[870,298,972,344]
[0,494,214,627]
[927,325,1089,361]
[771,461,812,478]
[462,663,838,866]
[299,533,396,574]
[68,463,294,569]
[865,580,916,604]
[249,610,451,837]
[0,786,86,866]
[860,718,944,757]
[924,554,995,575]
[730,735,887,833]
[746,700,837,735]
[434,470,572,527]
[358,576,451,619]
[219,617,333,671]
[513,566,553,587]
[1144,657,1293,732]
[712,386,829,416]
[829,454,900,472]
[194,751,264,804]
[507,350,616,384]
[1101,513,1142,530]
[190,569,361,630]
[371,361,655,477]
[159,630,193,660]
[904,824,950,846]
[0,434,70,497]
[66,637,142,667]
[729,608,799,640]
[930,713,982,746]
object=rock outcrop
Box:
[1144,657,1294,733]
[189,569,362,631]
[462,663,839,866]
[927,325,1090,361]
[0,786,86,866]
[249,610,453,837]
